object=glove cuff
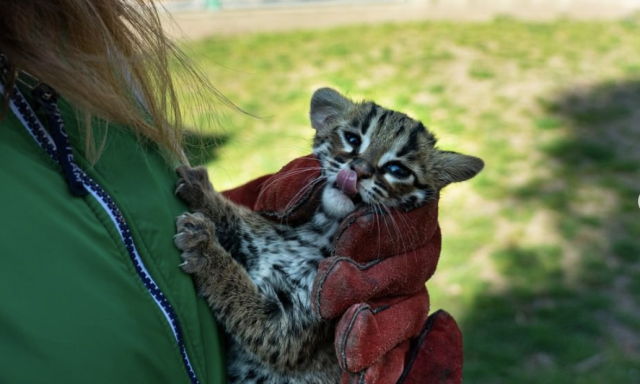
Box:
[398,309,463,384]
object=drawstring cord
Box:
[1,51,86,196]
[31,84,87,197]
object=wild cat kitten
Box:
[174,88,483,384]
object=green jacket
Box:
[0,87,226,383]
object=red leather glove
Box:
[223,155,463,384]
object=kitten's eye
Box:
[384,162,411,178]
[343,132,361,147]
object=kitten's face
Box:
[309,88,484,218]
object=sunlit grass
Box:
[181,17,640,383]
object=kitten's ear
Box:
[433,150,484,187]
[310,88,352,131]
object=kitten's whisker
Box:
[390,206,421,279]
[256,167,323,202]
[362,189,393,253]
[373,202,383,259]
[259,171,322,195]
[279,175,327,225]
[259,167,323,187]
[261,166,323,179]
[392,206,420,247]
[382,206,401,253]
[382,204,408,257]
[376,201,397,253]
[390,207,421,263]
[257,170,322,196]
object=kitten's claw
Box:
[175,212,216,275]
[175,181,185,196]
[175,166,213,210]
[175,212,210,251]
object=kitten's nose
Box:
[350,159,373,179]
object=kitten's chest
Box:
[243,217,340,297]
[247,231,328,290]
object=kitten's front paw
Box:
[175,166,213,210]
[175,212,215,274]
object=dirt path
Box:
[161,1,638,40]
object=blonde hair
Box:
[0,0,220,163]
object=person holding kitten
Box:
[0,1,462,384]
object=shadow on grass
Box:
[460,81,640,383]
[182,129,230,167]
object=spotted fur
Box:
[174,88,483,383]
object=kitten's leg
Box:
[175,165,246,245]
[175,212,328,374]
[175,165,241,222]
[175,166,213,211]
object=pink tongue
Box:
[336,168,358,195]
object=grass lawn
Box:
[181,17,640,383]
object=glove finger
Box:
[252,155,324,224]
[333,200,440,263]
[398,310,463,384]
[313,245,439,320]
[340,340,409,384]
[221,173,272,208]
[335,291,429,373]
